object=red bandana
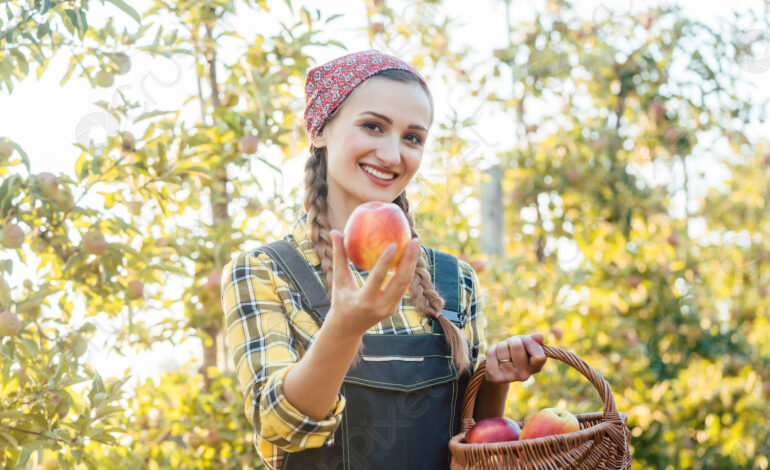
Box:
[303,49,427,140]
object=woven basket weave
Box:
[449,345,631,469]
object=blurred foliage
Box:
[1,0,769,469]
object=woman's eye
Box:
[363,122,422,145]
[407,134,423,145]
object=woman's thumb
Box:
[532,333,545,345]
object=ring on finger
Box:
[498,358,512,364]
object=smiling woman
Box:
[311,76,433,228]
[221,49,545,470]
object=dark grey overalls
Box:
[255,241,479,470]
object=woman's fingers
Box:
[382,238,420,300]
[521,334,547,372]
[506,337,530,377]
[485,344,502,381]
[362,242,398,295]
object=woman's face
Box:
[313,76,432,210]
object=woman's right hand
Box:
[327,229,422,337]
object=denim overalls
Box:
[256,241,478,470]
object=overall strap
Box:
[424,247,463,327]
[253,240,330,325]
[256,240,464,329]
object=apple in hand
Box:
[343,201,411,271]
[465,417,521,444]
[519,408,580,440]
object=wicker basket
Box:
[449,345,631,469]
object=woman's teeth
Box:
[361,164,396,180]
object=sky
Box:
[1,0,769,389]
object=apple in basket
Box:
[519,408,580,440]
[465,417,521,444]
[343,201,411,271]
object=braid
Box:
[393,192,472,374]
[303,146,335,293]
[303,145,366,367]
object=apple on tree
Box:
[0,311,21,337]
[82,229,108,255]
[519,408,580,440]
[343,201,411,271]
[126,280,144,300]
[238,135,259,154]
[205,269,222,293]
[36,172,59,198]
[0,139,13,160]
[1,223,25,249]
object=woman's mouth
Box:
[360,163,398,186]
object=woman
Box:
[221,49,547,470]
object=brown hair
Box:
[302,69,472,374]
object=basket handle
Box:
[459,344,623,433]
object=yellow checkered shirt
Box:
[221,213,487,470]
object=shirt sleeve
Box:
[458,260,488,371]
[221,251,346,456]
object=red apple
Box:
[627,275,641,289]
[465,417,521,444]
[121,131,136,152]
[0,311,21,336]
[470,259,486,273]
[1,223,24,249]
[238,135,259,154]
[648,100,666,125]
[82,229,108,255]
[52,187,74,211]
[203,428,222,447]
[343,201,411,271]
[667,232,679,247]
[127,280,144,300]
[37,172,59,198]
[566,169,582,184]
[662,126,679,143]
[370,22,385,34]
[519,408,580,440]
[205,269,222,292]
[0,140,13,160]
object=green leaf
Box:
[133,109,174,123]
[36,22,50,40]
[0,430,19,448]
[75,152,89,179]
[105,0,142,24]
[16,441,39,467]
[0,277,10,308]
[10,49,29,76]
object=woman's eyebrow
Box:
[359,111,427,132]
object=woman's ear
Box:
[312,129,327,149]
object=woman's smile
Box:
[360,163,399,186]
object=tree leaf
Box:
[104,0,142,25]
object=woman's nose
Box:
[375,135,401,165]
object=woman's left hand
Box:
[484,333,547,383]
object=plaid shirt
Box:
[221,213,487,470]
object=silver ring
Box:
[498,358,512,363]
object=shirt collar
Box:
[290,212,321,267]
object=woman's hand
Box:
[484,333,547,383]
[326,229,421,337]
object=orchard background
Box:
[1,0,769,468]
